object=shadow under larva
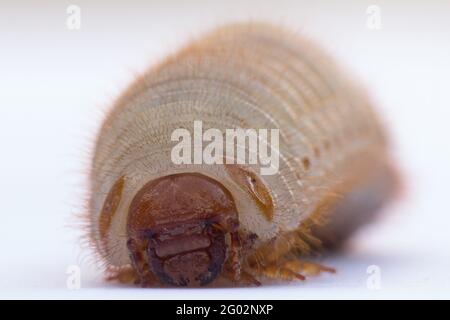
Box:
[86,22,398,287]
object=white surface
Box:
[1,0,449,299]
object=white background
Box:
[0,0,449,299]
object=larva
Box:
[87,23,398,287]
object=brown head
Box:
[126,173,239,287]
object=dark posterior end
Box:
[126,173,239,287]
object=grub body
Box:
[88,23,396,286]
